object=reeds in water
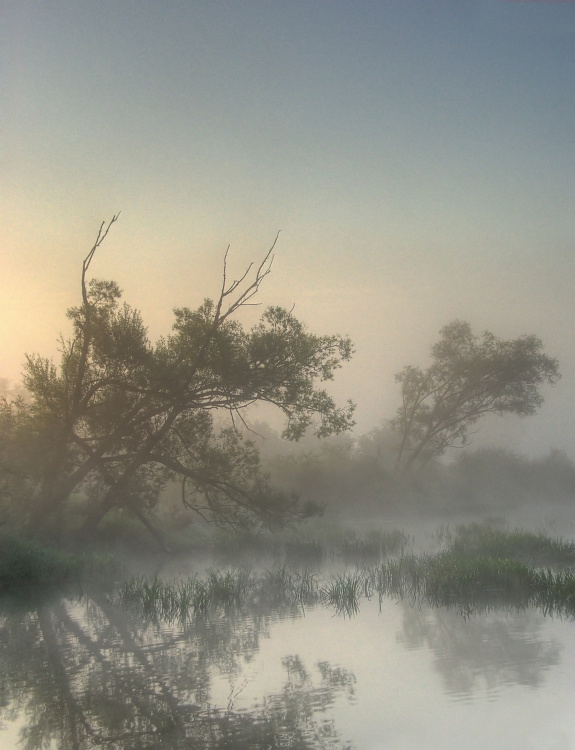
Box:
[115,526,575,622]
[116,566,323,622]
[442,523,575,565]
[321,571,365,617]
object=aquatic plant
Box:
[260,566,319,607]
[442,523,575,565]
[366,554,427,603]
[118,574,209,621]
[320,571,364,616]
[114,524,575,623]
[423,554,532,605]
[530,567,575,617]
[205,568,255,605]
[371,552,575,618]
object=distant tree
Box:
[1,217,354,545]
[391,320,560,472]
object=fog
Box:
[233,422,575,538]
[2,1,575,464]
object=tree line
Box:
[0,219,560,546]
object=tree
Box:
[1,217,355,545]
[391,320,560,472]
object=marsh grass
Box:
[441,523,575,565]
[370,553,575,618]
[321,571,365,616]
[205,568,255,605]
[116,551,575,622]
[117,566,324,621]
[114,525,575,621]
[119,575,207,619]
[260,567,319,607]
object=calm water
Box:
[1,570,574,749]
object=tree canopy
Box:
[0,218,355,545]
[391,320,560,472]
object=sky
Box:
[2,0,574,458]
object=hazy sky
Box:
[2,1,574,458]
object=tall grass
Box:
[116,525,575,622]
[370,553,575,618]
[117,567,324,621]
[440,523,575,565]
[320,572,365,616]
[116,551,575,622]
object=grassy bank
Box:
[438,522,575,565]
[4,522,574,621]
[0,535,121,590]
[115,523,575,622]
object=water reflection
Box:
[0,590,355,749]
[0,584,570,749]
[399,603,561,698]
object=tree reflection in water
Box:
[0,585,566,749]
[398,602,561,698]
[0,590,355,749]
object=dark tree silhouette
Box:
[0,217,354,545]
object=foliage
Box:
[441,522,575,565]
[370,553,575,618]
[0,536,81,588]
[0,535,122,589]
[0,218,355,544]
[116,523,575,623]
[391,320,560,471]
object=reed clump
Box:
[371,553,575,617]
[260,567,319,607]
[320,571,364,616]
[116,566,323,621]
[115,526,575,622]
[442,523,575,565]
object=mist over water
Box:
[2,520,575,749]
[3,3,575,746]
[246,421,575,536]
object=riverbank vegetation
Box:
[113,522,575,623]
[1,219,566,556]
[0,221,572,611]
[0,535,120,589]
[0,219,354,549]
